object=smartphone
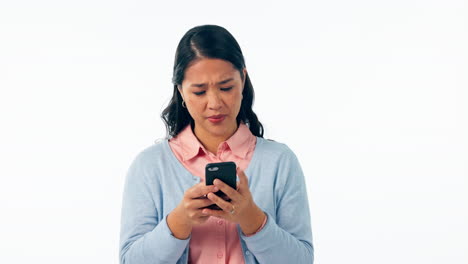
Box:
[205,161,237,210]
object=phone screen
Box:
[205,161,237,210]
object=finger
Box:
[207,192,234,213]
[188,197,216,209]
[201,207,227,218]
[188,183,219,199]
[188,208,211,222]
[193,198,214,209]
[213,179,241,201]
[236,169,249,193]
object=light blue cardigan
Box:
[119,137,314,263]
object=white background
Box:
[0,0,467,263]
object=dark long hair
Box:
[161,24,264,138]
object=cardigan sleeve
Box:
[119,151,189,264]
[240,146,314,263]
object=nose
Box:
[207,91,222,110]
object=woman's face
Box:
[179,58,246,140]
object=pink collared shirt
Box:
[169,123,258,264]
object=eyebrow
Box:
[190,78,234,88]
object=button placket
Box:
[214,217,226,263]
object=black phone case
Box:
[205,161,237,210]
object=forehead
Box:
[183,58,239,84]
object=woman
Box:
[119,24,314,264]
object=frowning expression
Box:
[179,58,246,140]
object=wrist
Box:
[239,205,265,236]
[167,205,192,239]
[244,212,267,237]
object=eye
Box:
[221,87,233,91]
[193,91,206,96]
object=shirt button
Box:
[217,220,223,225]
[217,252,223,258]
[192,177,198,181]
[245,250,251,256]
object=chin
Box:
[204,120,236,137]
[206,126,230,137]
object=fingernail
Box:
[213,186,219,192]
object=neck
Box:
[193,124,238,155]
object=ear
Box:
[177,85,184,101]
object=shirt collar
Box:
[173,122,255,161]
[225,122,255,159]
[173,124,205,161]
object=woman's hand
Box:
[167,182,218,239]
[202,168,266,236]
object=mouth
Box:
[207,115,226,123]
